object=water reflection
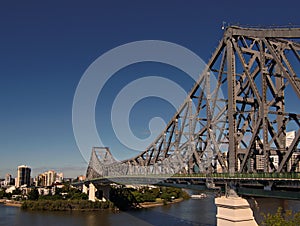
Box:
[1,195,300,226]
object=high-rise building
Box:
[270,155,279,170]
[46,170,56,186]
[5,174,12,186]
[16,165,31,188]
[36,170,63,187]
[288,152,300,172]
[36,173,47,187]
[256,155,264,171]
[55,172,64,183]
[286,131,296,148]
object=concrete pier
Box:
[88,183,98,202]
[82,184,88,194]
[100,185,110,202]
[85,183,110,202]
[215,194,258,226]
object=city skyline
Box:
[0,165,67,180]
[1,0,299,178]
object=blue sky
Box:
[0,0,299,178]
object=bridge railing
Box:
[81,173,300,184]
[172,173,300,179]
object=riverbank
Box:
[0,197,219,226]
[0,200,22,207]
[140,198,184,208]
[3,186,189,211]
[6,197,186,211]
[5,201,22,207]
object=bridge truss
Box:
[87,26,300,179]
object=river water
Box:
[1,195,300,226]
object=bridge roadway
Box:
[74,173,300,200]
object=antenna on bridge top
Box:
[221,21,226,30]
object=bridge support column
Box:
[100,185,110,202]
[215,192,258,226]
[82,184,88,194]
[88,183,97,202]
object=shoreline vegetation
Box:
[1,198,185,210]
[109,186,190,211]
[21,199,114,211]
[18,197,185,211]
[2,185,190,211]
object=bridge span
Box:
[81,26,300,201]
[75,173,300,200]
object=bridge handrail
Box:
[83,173,300,184]
[172,172,300,179]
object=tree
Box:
[71,192,88,200]
[0,189,5,199]
[28,188,39,200]
[262,207,300,226]
[12,188,21,195]
[160,187,182,201]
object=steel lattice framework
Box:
[87,26,300,179]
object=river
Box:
[1,195,300,226]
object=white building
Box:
[288,152,300,172]
[5,186,16,193]
[55,172,64,183]
[46,170,56,186]
[270,155,279,170]
[36,170,63,187]
[5,174,12,186]
[286,131,296,148]
[253,130,297,172]
[37,187,55,196]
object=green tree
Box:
[28,188,39,200]
[160,187,182,201]
[131,191,144,203]
[0,189,5,199]
[160,192,173,201]
[262,207,300,226]
[12,188,21,195]
[71,192,88,200]
[109,187,139,210]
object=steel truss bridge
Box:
[86,26,300,188]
